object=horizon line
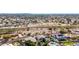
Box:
[0,13,79,14]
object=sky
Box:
[0,0,79,14]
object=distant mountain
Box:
[0,13,79,16]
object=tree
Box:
[59,30,66,34]
[25,40,36,46]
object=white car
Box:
[48,42,60,46]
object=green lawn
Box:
[60,41,78,46]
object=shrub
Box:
[3,34,12,39]
[25,40,36,46]
[59,30,67,34]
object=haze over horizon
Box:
[0,0,79,14]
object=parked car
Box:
[48,42,60,46]
[54,34,70,41]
